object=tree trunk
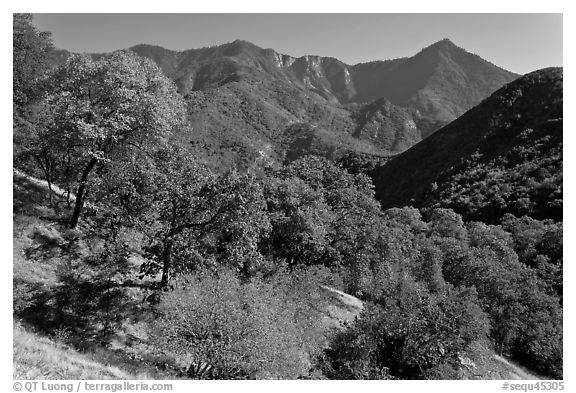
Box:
[160,238,173,288]
[37,155,53,207]
[66,185,72,207]
[65,153,72,207]
[69,157,98,229]
[46,176,53,208]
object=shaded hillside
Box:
[371,67,563,223]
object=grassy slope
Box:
[13,321,139,380]
[12,170,172,380]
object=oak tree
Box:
[37,50,186,228]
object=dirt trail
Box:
[318,285,363,331]
[493,355,542,380]
[319,285,364,311]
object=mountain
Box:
[125,41,421,169]
[348,39,519,121]
[47,39,519,170]
[369,67,563,223]
[130,39,518,122]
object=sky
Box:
[32,13,563,75]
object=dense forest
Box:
[370,67,563,224]
[13,14,562,380]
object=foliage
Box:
[150,267,326,379]
[22,50,187,228]
[13,14,56,194]
[336,150,392,175]
[13,13,53,112]
[320,279,489,379]
[501,214,562,298]
[371,68,563,224]
[102,145,272,285]
[319,206,562,379]
[261,156,382,275]
[434,219,563,378]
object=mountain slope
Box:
[349,39,519,121]
[127,39,518,169]
[46,39,518,170]
[370,67,563,223]
[127,42,424,169]
[130,39,518,123]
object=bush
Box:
[150,266,328,379]
[13,279,49,316]
[319,278,490,379]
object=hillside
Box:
[370,67,563,223]
[13,322,148,380]
[12,170,360,380]
[13,168,558,380]
[13,167,547,380]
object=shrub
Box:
[319,278,490,380]
[150,266,327,379]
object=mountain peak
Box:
[228,39,258,49]
[411,39,465,64]
[423,38,460,53]
[436,38,456,46]
[231,38,250,44]
[220,39,264,57]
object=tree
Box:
[97,146,210,287]
[36,50,187,228]
[261,156,382,273]
[13,13,53,113]
[105,146,271,287]
[426,208,468,240]
[13,14,56,195]
[437,226,562,377]
[199,170,271,278]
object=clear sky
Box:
[31,13,562,75]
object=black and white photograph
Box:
[10,7,566,387]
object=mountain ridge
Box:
[47,38,520,170]
[126,38,519,120]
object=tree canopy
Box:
[13,13,53,113]
[32,50,188,228]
